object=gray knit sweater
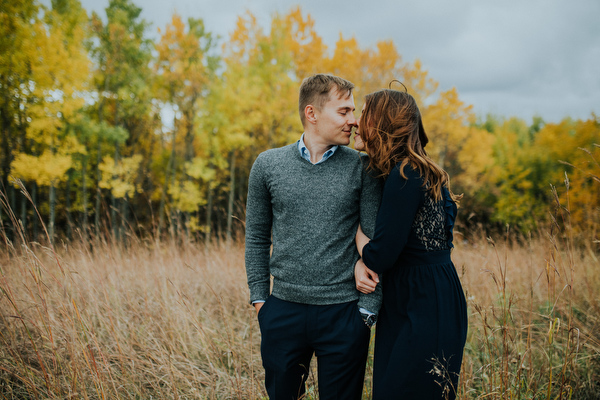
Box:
[245,142,383,313]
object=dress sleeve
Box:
[244,154,273,303]
[362,166,423,275]
[443,187,457,250]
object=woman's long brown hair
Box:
[360,89,458,202]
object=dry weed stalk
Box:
[454,172,598,399]
[0,173,599,399]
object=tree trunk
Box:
[205,181,213,250]
[183,114,193,240]
[111,192,117,241]
[168,141,178,241]
[157,176,168,237]
[111,143,119,241]
[49,182,55,243]
[1,186,17,243]
[1,75,17,241]
[95,137,102,240]
[121,194,129,243]
[227,150,236,244]
[17,99,27,241]
[20,182,27,240]
[0,105,12,194]
[95,81,107,242]
[32,182,38,241]
[113,98,120,242]
[237,168,243,202]
[0,189,4,235]
[66,171,73,240]
[158,126,177,237]
[82,153,88,239]
[216,206,222,243]
[10,185,16,228]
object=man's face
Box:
[314,88,357,146]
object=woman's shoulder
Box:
[390,162,423,183]
[386,163,425,194]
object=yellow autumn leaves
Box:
[1,0,598,239]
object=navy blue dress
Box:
[362,164,468,399]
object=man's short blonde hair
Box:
[298,74,355,127]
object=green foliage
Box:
[0,1,598,241]
[465,114,600,234]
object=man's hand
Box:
[254,302,264,314]
[354,258,379,294]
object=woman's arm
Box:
[354,224,379,293]
[356,224,370,257]
[362,167,423,274]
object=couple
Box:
[245,74,468,399]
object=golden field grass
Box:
[0,202,599,399]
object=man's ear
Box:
[305,105,318,125]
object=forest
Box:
[2,1,600,399]
[1,0,599,243]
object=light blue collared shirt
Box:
[298,133,338,164]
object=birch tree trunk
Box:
[158,128,176,236]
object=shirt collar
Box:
[298,133,338,165]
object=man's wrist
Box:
[359,308,377,328]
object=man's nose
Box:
[348,113,357,126]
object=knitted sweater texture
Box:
[245,143,383,312]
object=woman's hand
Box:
[354,258,379,294]
[355,224,370,257]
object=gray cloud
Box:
[48,0,600,123]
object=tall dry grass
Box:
[0,194,265,398]
[454,232,599,399]
[0,187,599,399]
[453,181,600,399]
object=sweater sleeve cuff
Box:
[249,285,271,305]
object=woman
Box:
[354,89,468,399]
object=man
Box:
[245,73,382,399]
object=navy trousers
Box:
[257,296,371,400]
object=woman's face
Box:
[354,103,367,151]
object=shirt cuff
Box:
[359,307,375,316]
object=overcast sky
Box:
[71,0,600,124]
